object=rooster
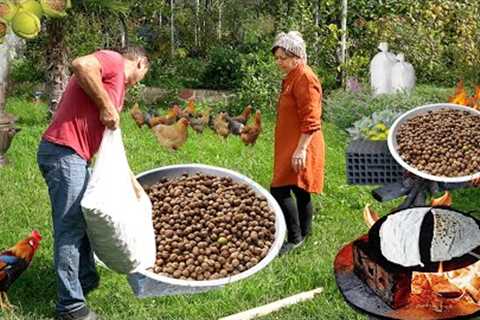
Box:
[231,105,253,125]
[240,110,262,145]
[129,103,145,128]
[0,230,42,310]
[145,108,178,128]
[152,118,190,150]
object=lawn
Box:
[1,97,479,320]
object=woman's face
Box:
[274,48,300,74]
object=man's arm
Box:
[71,54,119,129]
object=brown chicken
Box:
[0,230,42,310]
[231,105,253,125]
[240,110,262,145]
[146,108,178,127]
[213,112,230,138]
[130,103,145,127]
[190,108,211,133]
[152,118,190,150]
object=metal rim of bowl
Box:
[135,163,287,287]
[387,103,480,183]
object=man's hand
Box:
[100,107,120,129]
[130,170,144,199]
[291,147,307,173]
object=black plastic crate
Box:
[346,140,404,185]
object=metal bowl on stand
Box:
[128,164,286,298]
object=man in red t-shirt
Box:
[37,47,149,320]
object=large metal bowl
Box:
[387,103,480,183]
[127,164,286,297]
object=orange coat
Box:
[271,64,325,193]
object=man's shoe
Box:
[56,307,99,320]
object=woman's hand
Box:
[291,148,307,173]
[472,177,480,187]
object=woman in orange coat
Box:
[270,31,325,254]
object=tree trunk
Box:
[46,19,69,118]
[194,0,199,47]
[217,0,222,40]
[119,15,128,47]
[170,0,175,58]
[340,0,348,87]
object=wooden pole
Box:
[219,287,323,320]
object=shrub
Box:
[199,46,244,90]
[323,84,452,130]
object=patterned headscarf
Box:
[272,31,307,63]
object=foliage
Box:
[234,50,280,116]
[9,58,44,83]
[323,84,452,131]
[199,46,243,90]
[347,0,480,85]
[347,109,402,141]
[143,57,206,89]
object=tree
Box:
[45,0,130,117]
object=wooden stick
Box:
[219,288,323,320]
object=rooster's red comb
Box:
[31,230,42,241]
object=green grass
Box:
[0,97,479,320]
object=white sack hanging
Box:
[391,53,416,94]
[369,42,397,96]
[81,129,156,274]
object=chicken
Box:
[130,103,145,127]
[231,105,253,125]
[145,108,178,127]
[240,110,262,145]
[224,114,245,135]
[213,112,230,138]
[152,118,190,150]
[183,99,196,119]
[190,108,211,133]
[0,230,42,310]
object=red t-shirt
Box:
[43,50,126,161]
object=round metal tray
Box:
[133,164,286,292]
[387,103,480,183]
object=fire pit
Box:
[335,236,480,319]
[335,207,480,319]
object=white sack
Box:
[370,42,397,96]
[81,129,156,274]
[391,53,416,94]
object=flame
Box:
[363,204,379,228]
[431,191,452,207]
[448,80,480,110]
[411,259,480,312]
[472,86,480,110]
[449,80,470,106]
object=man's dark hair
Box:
[117,46,149,64]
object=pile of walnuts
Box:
[397,109,480,177]
[145,173,276,281]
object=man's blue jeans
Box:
[37,140,99,314]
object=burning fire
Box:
[448,80,480,110]
[411,260,480,312]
